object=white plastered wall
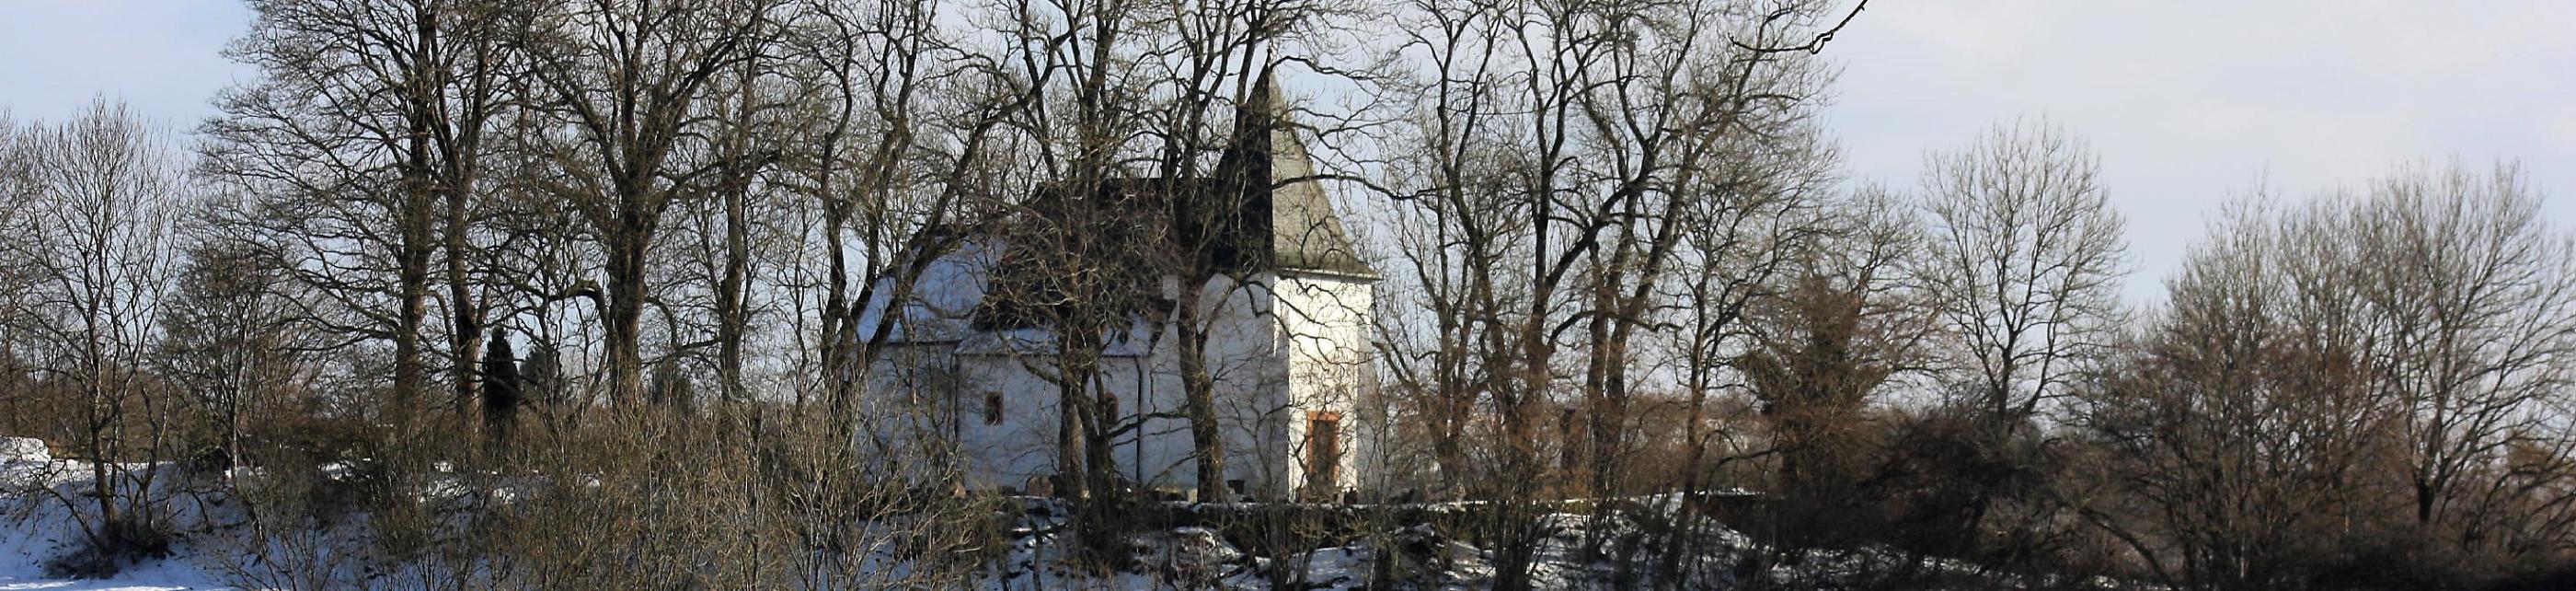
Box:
[1271,272,1376,498]
[868,272,1307,498]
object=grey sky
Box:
[1827,1,2576,302]
[4,0,2570,304]
[0,1,248,125]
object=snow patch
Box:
[1,448,234,591]
[0,440,45,465]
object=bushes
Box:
[41,510,172,579]
[1868,408,2057,562]
[188,399,1002,591]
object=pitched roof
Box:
[856,75,1377,344]
[1229,75,1378,280]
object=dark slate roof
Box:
[937,75,1381,330]
[859,75,1378,342]
[1233,76,1378,280]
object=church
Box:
[855,77,1382,502]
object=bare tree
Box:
[1871,116,2130,578]
[2334,162,2576,546]
[204,0,518,427]
[10,99,188,575]
[775,0,1032,430]
[1151,12,1294,506]
[1371,0,1859,587]
[0,112,34,431]
[651,6,796,415]
[1917,116,2127,428]
[514,0,783,408]
[1735,186,1934,552]
[2071,167,2576,587]
[156,237,311,482]
[2076,200,2391,591]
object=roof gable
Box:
[1225,75,1377,280]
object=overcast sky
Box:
[1827,2,2576,302]
[5,0,2571,304]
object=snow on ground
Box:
[1,438,235,591]
[0,559,229,591]
[4,436,2114,590]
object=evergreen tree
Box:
[520,342,561,406]
[649,358,695,415]
[480,330,522,446]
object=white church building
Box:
[856,79,1382,502]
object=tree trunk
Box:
[394,227,432,414]
[1178,300,1227,502]
[445,212,481,433]
[604,230,650,407]
[716,168,750,406]
[1056,377,1089,500]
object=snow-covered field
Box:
[2,439,232,591]
[4,436,2108,590]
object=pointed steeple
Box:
[1218,70,1377,281]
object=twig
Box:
[1731,0,1869,55]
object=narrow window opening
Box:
[1305,411,1343,493]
